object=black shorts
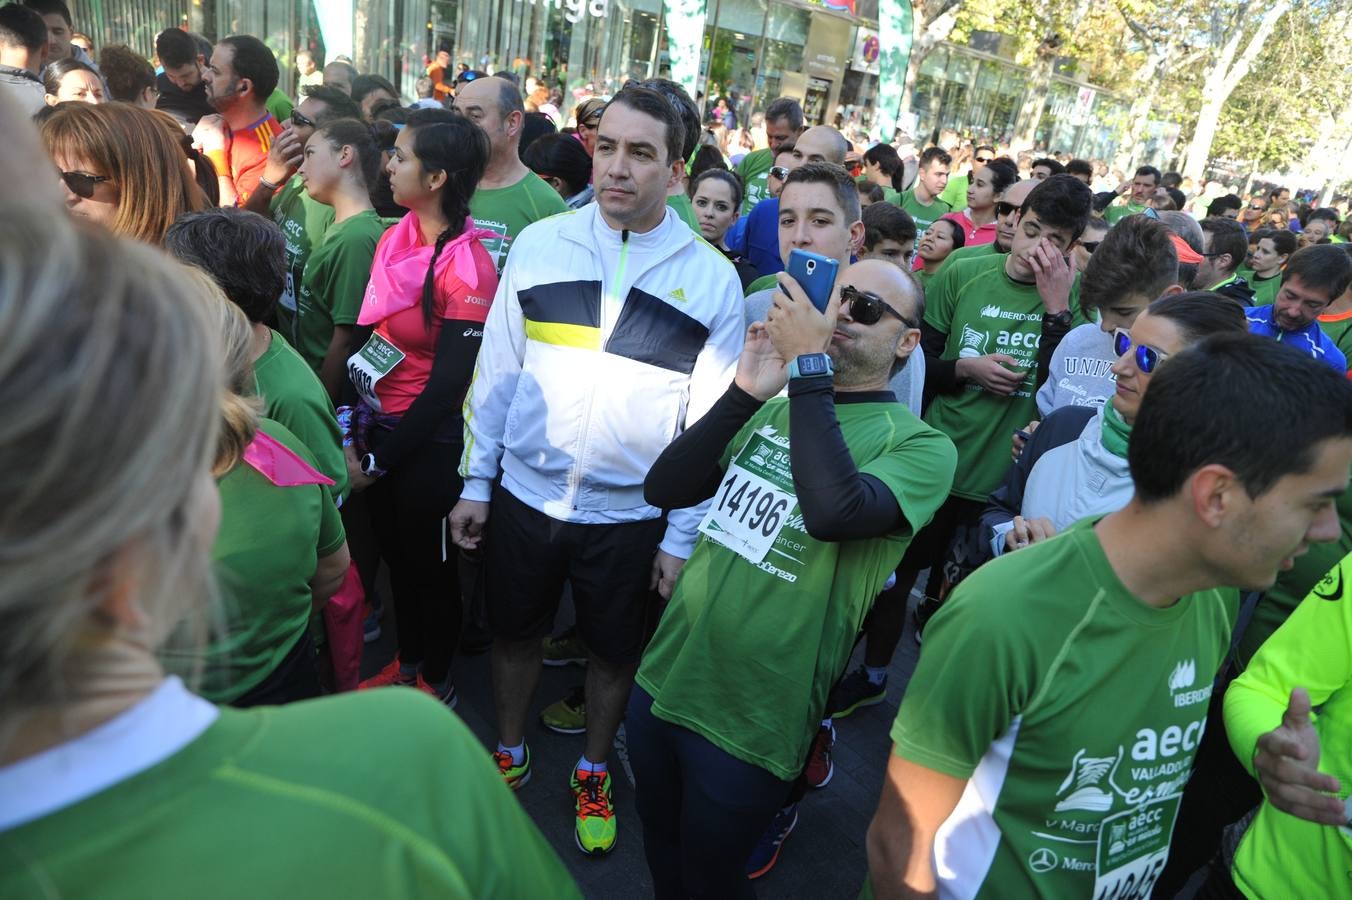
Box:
[485,484,666,666]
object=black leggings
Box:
[364,435,463,685]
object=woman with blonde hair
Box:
[38,100,206,243]
[192,274,351,706]
[0,213,578,897]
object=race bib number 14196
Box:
[698,430,795,563]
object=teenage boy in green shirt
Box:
[898,147,952,234]
[868,333,1352,899]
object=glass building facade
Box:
[69,0,1156,161]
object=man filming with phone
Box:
[628,257,956,896]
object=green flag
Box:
[876,0,914,139]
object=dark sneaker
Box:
[416,675,458,709]
[746,803,799,879]
[362,597,384,643]
[804,721,836,789]
[541,684,586,734]
[913,596,943,646]
[828,667,888,718]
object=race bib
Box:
[698,431,794,563]
[347,331,405,413]
[1092,795,1180,900]
[279,268,298,312]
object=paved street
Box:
[361,591,923,899]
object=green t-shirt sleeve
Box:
[858,425,956,539]
[1224,560,1352,776]
[529,177,569,219]
[922,258,965,335]
[321,227,380,327]
[890,568,1032,777]
[316,488,346,556]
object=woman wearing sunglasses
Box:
[39,101,205,243]
[980,291,1247,559]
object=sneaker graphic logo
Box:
[958,323,989,358]
[667,287,689,304]
[1107,821,1128,855]
[1054,746,1121,812]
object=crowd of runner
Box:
[4,3,1352,898]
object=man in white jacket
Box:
[449,83,745,857]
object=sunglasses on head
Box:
[1114,328,1169,374]
[61,171,110,199]
[841,285,916,328]
[994,201,1019,217]
[770,165,789,181]
[1140,206,1160,220]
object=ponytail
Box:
[315,117,383,192]
[405,108,491,330]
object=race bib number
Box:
[1092,795,1180,900]
[347,331,405,413]
[698,431,794,563]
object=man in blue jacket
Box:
[1246,244,1351,373]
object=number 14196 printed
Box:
[698,430,795,564]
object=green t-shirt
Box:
[265,87,294,124]
[1318,310,1352,363]
[667,192,700,233]
[1225,560,1352,900]
[252,329,349,501]
[1251,272,1281,306]
[923,254,1085,500]
[736,147,773,215]
[881,186,902,206]
[892,521,1237,899]
[938,241,1000,276]
[204,418,345,702]
[292,210,388,372]
[745,272,779,296]
[1103,201,1147,225]
[469,171,568,274]
[915,269,938,295]
[636,395,956,781]
[939,172,969,211]
[1236,263,1255,283]
[0,689,581,898]
[899,188,951,234]
[272,177,336,348]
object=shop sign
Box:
[850,28,880,74]
[516,0,609,25]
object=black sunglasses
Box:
[1114,328,1169,374]
[994,201,1019,217]
[291,110,316,129]
[61,171,110,199]
[841,285,916,328]
[1080,241,1101,253]
[975,156,994,163]
[770,165,789,181]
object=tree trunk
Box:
[1180,0,1291,183]
[1013,53,1054,146]
[1115,37,1170,169]
[899,1,961,116]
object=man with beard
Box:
[193,34,281,205]
[630,257,955,896]
[1246,243,1351,373]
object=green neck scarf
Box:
[1101,402,1132,459]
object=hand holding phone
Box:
[785,249,839,313]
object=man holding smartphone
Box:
[630,258,955,896]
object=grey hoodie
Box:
[1035,322,1116,416]
[0,65,44,116]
